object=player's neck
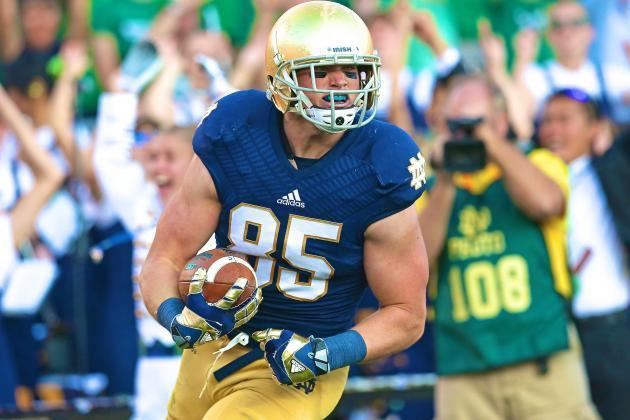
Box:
[282,113,345,159]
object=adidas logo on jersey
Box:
[277,189,305,208]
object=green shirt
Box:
[427,149,572,375]
[447,0,555,67]
[91,0,171,60]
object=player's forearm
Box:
[140,177,221,322]
[353,302,426,361]
[139,254,182,319]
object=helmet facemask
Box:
[267,54,381,133]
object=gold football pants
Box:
[167,336,349,420]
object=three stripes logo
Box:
[277,189,305,208]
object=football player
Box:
[140,2,429,418]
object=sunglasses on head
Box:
[555,88,592,103]
[549,17,589,30]
[551,88,601,118]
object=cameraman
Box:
[418,74,598,419]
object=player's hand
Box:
[252,328,330,385]
[170,278,262,349]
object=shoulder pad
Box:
[368,120,426,193]
[193,90,271,158]
[359,120,427,224]
[195,90,271,140]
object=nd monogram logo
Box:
[408,152,427,190]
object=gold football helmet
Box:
[265,1,381,133]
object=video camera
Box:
[443,117,487,172]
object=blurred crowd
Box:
[0,0,628,419]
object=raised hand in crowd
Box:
[92,0,203,93]
[479,21,533,140]
[229,0,293,90]
[513,28,540,79]
[138,37,183,127]
[411,9,449,58]
[0,84,63,247]
[149,0,205,43]
[371,0,414,134]
[478,20,506,81]
[512,28,540,124]
[48,40,97,194]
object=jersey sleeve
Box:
[362,124,428,226]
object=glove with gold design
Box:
[169,278,262,349]
[252,328,330,385]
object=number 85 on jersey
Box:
[228,203,342,302]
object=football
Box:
[178,248,257,305]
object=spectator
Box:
[516,0,630,126]
[0,83,63,407]
[418,74,598,419]
[582,0,630,70]
[90,0,230,93]
[448,0,556,67]
[0,0,63,127]
[538,89,630,420]
[139,32,234,128]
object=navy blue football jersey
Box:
[193,90,426,338]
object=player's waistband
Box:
[213,330,264,382]
[226,329,260,349]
